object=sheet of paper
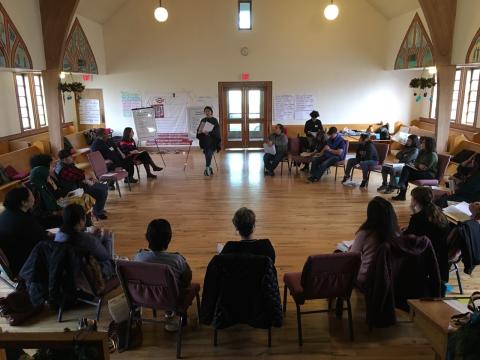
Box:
[264,143,276,155]
[443,299,470,314]
[202,122,214,133]
[274,95,295,122]
[443,202,472,222]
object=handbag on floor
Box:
[107,317,143,352]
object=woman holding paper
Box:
[263,124,288,176]
[196,106,221,176]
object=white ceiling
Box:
[76,0,129,24]
[365,0,420,20]
[75,0,421,25]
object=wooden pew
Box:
[0,145,41,201]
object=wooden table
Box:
[408,299,460,360]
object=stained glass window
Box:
[63,18,99,74]
[466,28,480,64]
[0,2,32,69]
[394,13,434,70]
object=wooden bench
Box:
[0,146,41,201]
[274,122,403,138]
[65,131,91,171]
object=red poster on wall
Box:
[152,97,165,118]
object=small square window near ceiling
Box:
[239,1,252,30]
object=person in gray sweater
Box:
[378,134,419,194]
[264,124,288,176]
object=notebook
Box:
[263,143,276,155]
[443,202,472,223]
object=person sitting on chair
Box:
[377,134,419,194]
[54,204,115,279]
[221,207,276,263]
[134,219,192,332]
[392,137,438,201]
[308,127,346,183]
[0,187,48,278]
[55,149,109,220]
[118,127,163,179]
[349,196,400,290]
[263,124,288,177]
[91,128,137,185]
[342,133,379,188]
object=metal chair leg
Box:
[346,297,354,341]
[335,165,338,181]
[95,298,102,321]
[135,164,141,180]
[283,286,287,313]
[176,315,183,359]
[116,180,122,198]
[454,263,464,294]
[125,309,133,351]
[127,177,131,191]
[268,327,272,347]
[213,329,218,346]
[57,305,64,323]
[296,303,303,346]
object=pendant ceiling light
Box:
[154,0,169,22]
[324,0,339,21]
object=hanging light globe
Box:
[324,1,339,21]
[154,2,168,22]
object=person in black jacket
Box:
[91,128,137,184]
[378,134,419,194]
[303,110,323,151]
[221,207,276,263]
[0,187,48,277]
[196,106,221,177]
[404,187,450,285]
[342,134,379,188]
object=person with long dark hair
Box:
[378,134,419,194]
[392,137,438,201]
[196,106,221,176]
[54,204,114,279]
[404,187,450,283]
[349,196,400,289]
[0,187,47,277]
[118,127,163,178]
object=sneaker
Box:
[307,176,319,183]
[341,176,349,184]
[342,179,356,187]
[152,166,163,172]
[164,313,179,332]
[359,180,367,188]
[204,169,209,176]
[377,184,387,192]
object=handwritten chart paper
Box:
[121,91,142,117]
[274,95,295,122]
[79,99,101,125]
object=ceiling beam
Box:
[39,0,79,70]
[418,0,457,64]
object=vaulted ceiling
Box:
[75,0,421,25]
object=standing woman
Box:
[196,106,221,176]
[119,127,163,178]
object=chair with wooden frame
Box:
[283,252,361,346]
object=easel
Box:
[153,138,167,167]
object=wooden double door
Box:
[219,81,272,149]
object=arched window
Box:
[466,27,480,64]
[62,18,98,74]
[394,13,434,70]
[0,2,33,69]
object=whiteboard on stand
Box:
[132,107,157,146]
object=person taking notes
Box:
[264,124,288,177]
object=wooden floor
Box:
[1,150,478,359]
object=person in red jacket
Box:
[118,127,163,179]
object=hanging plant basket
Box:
[409,77,436,90]
[59,82,86,93]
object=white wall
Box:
[87,0,420,134]
[452,0,480,65]
[0,71,21,137]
